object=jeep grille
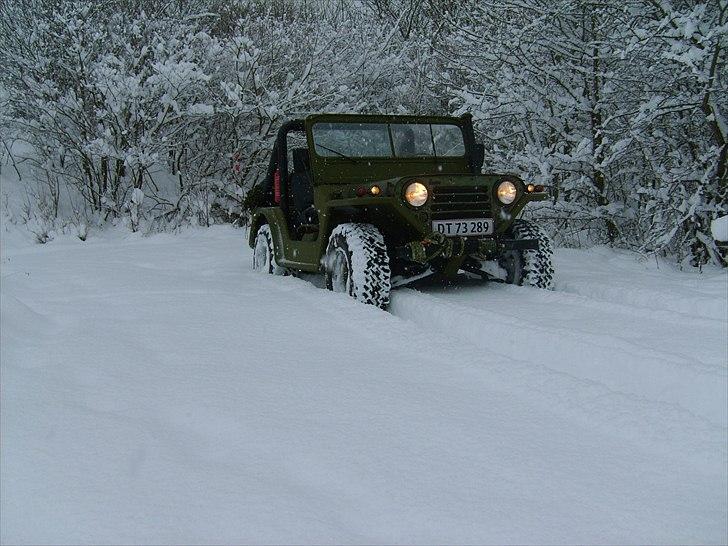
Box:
[430,185,492,220]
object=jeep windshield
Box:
[312,122,465,159]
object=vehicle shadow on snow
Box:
[296,269,502,304]
[401,273,503,295]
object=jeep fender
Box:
[248,212,268,248]
[248,209,288,263]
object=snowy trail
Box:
[390,287,726,466]
[390,279,727,427]
[1,225,726,544]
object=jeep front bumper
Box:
[396,232,539,264]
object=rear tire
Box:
[324,223,391,308]
[499,220,554,289]
[252,224,286,275]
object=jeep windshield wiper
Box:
[315,143,359,164]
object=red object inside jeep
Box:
[274,169,281,204]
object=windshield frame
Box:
[310,120,467,161]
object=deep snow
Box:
[1,222,727,544]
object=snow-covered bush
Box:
[421,0,726,266]
[0,0,724,266]
[0,1,221,226]
[712,216,728,243]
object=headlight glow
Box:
[404,181,428,207]
[497,181,518,204]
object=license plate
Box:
[432,218,494,237]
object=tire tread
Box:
[510,219,555,289]
[326,223,391,308]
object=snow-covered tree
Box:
[428,0,726,265]
[1,0,724,265]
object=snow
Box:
[712,215,728,242]
[1,222,727,544]
[188,103,215,115]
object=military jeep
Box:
[247,113,554,308]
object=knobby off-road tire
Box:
[252,224,286,276]
[324,223,391,309]
[499,219,555,289]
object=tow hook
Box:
[396,234,540,264]
[397,232,481,264]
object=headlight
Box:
[497,180,518,204]
[404,182,428,207]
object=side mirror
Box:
[472,143,485,174]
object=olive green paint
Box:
[249,113,548,274]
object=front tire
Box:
[324,223,391,308]
[252,224,286,275]
[499,220,554,289]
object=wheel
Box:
[324,223,391,308]
[252,224,286,275]
[498,219,554,289]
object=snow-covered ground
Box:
[1,222,726,544]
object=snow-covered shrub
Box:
[0,0,222,227]
[422,0,726,266]
[126,188,144,233]
[0,0,724,266]
[712,216,728,243]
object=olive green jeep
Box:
[246,113,554,308]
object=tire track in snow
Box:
[390,282,727,413]
[389,288,727,469]
[399,284,726,376]
[552,248,727,322]
[245,240,726,469]
[557,274,726,322]
[246,270,725,469]
[509,278,724,342]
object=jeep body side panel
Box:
[249,208,318,271]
